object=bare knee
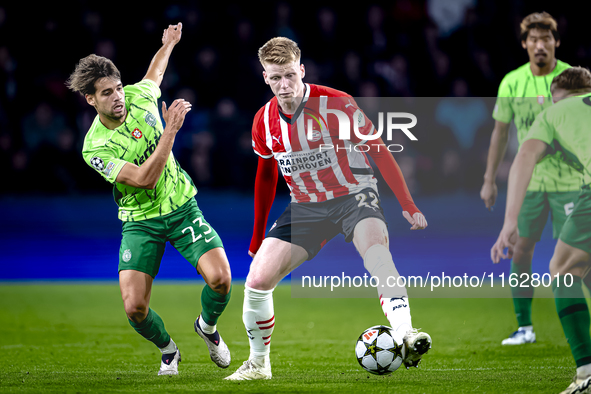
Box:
[124,300,148,323]
[353,218,389,258]
[119,270,153,324]
[512,237,536,265]
[549,240,591,277]
[549,256,582,277]
[245,256,280,290]
[245,238,307,290]
[208,267,232,295]
[364,233,388,250]
[245,268,275,291]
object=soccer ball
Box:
[355,325,403,375]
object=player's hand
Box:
[162,23,182,46]
[491,222,518,264]
[402,211,428,230]
[162,99,191,133]
[480,181,498,211]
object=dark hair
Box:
[66,54,121,96]
[520,12,560,41]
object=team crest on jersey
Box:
[144,112,157,127]
[537,95,545,105]
[132,128,143,139]
[304,109,328,142]
[308,128,322,142]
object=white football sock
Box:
[243,285,275,359]
[199,314,216,334]
[577,363,591,380]
[159,338,177,354]
[364,244,412,343]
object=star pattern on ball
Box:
[356,325,404,375]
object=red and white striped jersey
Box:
[252,83,378,203]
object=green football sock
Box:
[128,308,171,349]
[553,276,591,367]
[510,261,534,327]
[200,284,232,326]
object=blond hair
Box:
[258,37,301,66]
[520,12,559,41]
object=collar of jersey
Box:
[278,83,310,125]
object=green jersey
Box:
[525,92,591,186]
[493,60,582,192]
[82,79,197,222]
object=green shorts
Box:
[118,198,224,277]
[559,185,591,255]
[518,190,580,241]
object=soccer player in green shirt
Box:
[481,12,585,345]
[492,66,591,394]
[66,23,232,375]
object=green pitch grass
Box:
[0,283,578,393]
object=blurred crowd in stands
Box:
[1,1,590,197]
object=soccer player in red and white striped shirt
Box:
[225,37,431,380]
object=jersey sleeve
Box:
[524,110,554,145]
[249,156,278,255]
[82,140,127,184]
[252,108,273,159]
[341,96,376,145]
[125,79,162,103]
[492,75,514,124]
[367,137,420,216]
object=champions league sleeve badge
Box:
[90,157,104,172]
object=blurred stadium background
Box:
[0,1,587,281]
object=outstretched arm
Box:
[491,139,548,263]
[143,23,183,86]
[367,138,427,230]
[249,156,279,257]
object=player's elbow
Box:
[518,139,548,164]
[142,73,163,87]
[142,179,158,190]
[116,163,159,189]
[120,177,158,190]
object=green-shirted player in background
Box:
[480,12,586,345]
[492,66,591,394]
[66,23,232,375]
